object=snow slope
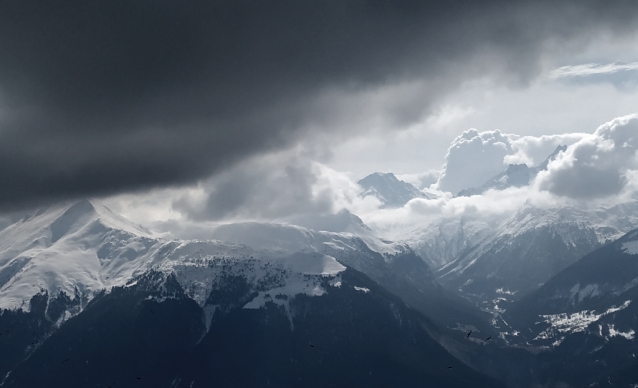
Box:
[429,202,638,319]
[504,228,638,350]
[438,202,638,280]
[0,200,162,310]
[0,200,405,317]
[208,220,406,256]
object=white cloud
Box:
[506,133,587,166]
[352,115,638,244]
[431,122,614,196]
[101,115,638,249]
[101,187,191,229]
[435,129,514,194]
[537,114,638,199]
[103,148,381,236]
[432,128,585,196]
[326,69,638,181]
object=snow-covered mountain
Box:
[457,163,532,197]
[0,199,493,330]
[507,228,638,346]
[457,145,567,197]
[278,208,372,234]
[358,172,435,208]
[9,196,638,387]
[0,199,402,314]
[434,202,638,311]
[0,199,158,311]
[0,199,504,387]
[219,221,495,325]
[401,217,497,268]
[499,229,638,387]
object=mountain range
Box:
[2,144,638,387]
[354,148,638,309]
[0,199,502,387]
[435,203,638,305]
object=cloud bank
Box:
[435,129,586,194]
[538,114,638,199]
[167,149,380,223]
[97,114,638,245]
[339,114,638,233]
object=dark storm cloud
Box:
[1,0,637,209]
[172,153,334,221]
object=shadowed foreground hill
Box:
[2,269,504,388]
[504,229,638,387]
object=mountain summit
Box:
[358,172,435,208]
[457,145,568,197]
[0,199,158,311]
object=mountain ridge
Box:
[457,145,567,197]
[0,199,505,388]
[358,172,435,208]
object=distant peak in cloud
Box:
[536,145,568,170]
[435,126,589,195]
[436,129,514,194]
[456,145,566,197]
[442,114,638,201]
[396,170,440,190]
[358,172,435,208]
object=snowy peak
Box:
[503,203,638,244]
[457,164,531,196]
[535,144,567,171]
[434,202,638,302]
[456,145,567,197]
[358,172,434,208]
[0,198,418,317]
[496,205,594,239]
[435,204,605,310]
[9,199,151,247]
[0,199,163,311]
[49,200,95,243]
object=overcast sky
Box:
[1,0,638,233]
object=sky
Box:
[1,0,638,236]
